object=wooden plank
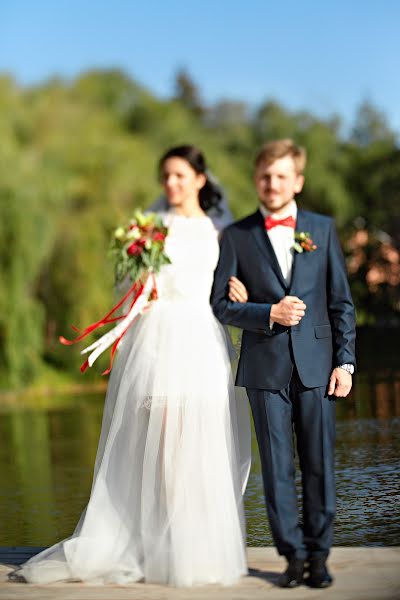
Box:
[0,548,45,553]
[0,548,400,599]
[0,547,46,565]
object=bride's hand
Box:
[228,276,248,303]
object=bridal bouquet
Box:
[110,210,170,284]
[60,211,170,374]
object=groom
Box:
[211,139,356,588]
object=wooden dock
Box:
[1,546,399,599]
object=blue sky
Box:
[1,0,399,134]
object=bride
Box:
[20,145,251,587]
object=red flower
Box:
[127,242,143,255]
[298,236,317,253]
[153,232,166,242]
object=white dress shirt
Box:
[259,201,297,330]
[259,200,297,286]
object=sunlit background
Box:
[0,0,399,547]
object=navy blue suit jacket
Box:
[211,209,356,390]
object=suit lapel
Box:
[288,209,311,293]
[250,210,288,289]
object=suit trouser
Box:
[247,370,336,560]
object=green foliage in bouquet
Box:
[109,210,171,284]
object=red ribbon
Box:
[60,273,157,374]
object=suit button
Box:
[286,329,290,334]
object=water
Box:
[0,372,399,547]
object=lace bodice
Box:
[156,214,219,303]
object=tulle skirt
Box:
[20,298,251,586]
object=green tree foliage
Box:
[0,70,398,389]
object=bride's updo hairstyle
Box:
[159,145,223,213]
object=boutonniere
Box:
[294,231,317,253]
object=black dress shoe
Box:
[278,557,305,588]
[306,557,333,588]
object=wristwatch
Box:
[337,363,354,375]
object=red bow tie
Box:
[264,215,296,230]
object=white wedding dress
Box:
[20,214,251,587]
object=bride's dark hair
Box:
[158,145,223,213]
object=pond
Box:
[0,371,399,547]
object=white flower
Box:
[114,227,125,240]
[126,228,141,240]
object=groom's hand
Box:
[328,368,352,397]
[270,296,306,326]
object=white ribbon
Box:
[80,276,154,368]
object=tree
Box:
[173,69,204,117]
[1,70,399,390]
[351,100,396,147]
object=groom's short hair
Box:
[255,139,307,174]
